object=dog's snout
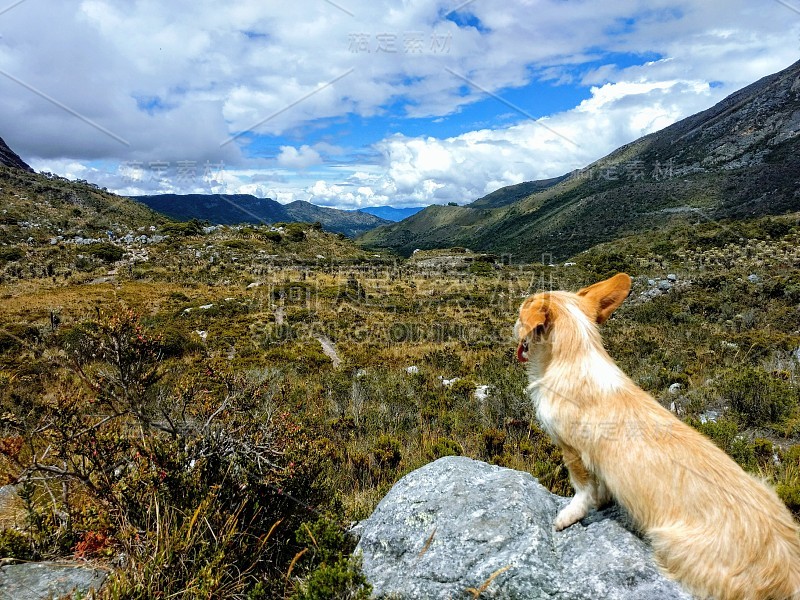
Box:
[516,339,529,363]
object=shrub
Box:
[371,435,402,471]
[482,428,506,459]
[753,438,774,465]
[162,219,205,237]
[262,230,282,243]
[285,224,307,242]
[717,367,799,427]
[691,417,756,470]
[0,529,34,561]
[0,246,23,262]
[86,242,124,262]
[223,239,251,250]
[290,556,371,600]
[427,438,461,460]
[0,323,40,352]
[159,325,203,358]
[289,518,371,599]
[468,261,494,275]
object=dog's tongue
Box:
[516,343,528,363]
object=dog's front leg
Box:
[554,446,608,531]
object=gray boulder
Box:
[0,562,108,600]
[354,456,692,599]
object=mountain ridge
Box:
[358,58,800,260]
[0,136,33,172]
[356,206,426,221]
[132,193,390,237]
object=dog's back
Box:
[600,385,800,599]
[516,275,800,600]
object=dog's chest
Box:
[531,387,563,440]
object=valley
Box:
[0,58,798,599]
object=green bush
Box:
[776,483,800,518]
[482,428,506,459]
[289,519,371,600]
[285,224,307,242]
[717,367,799,427]
[691,417,756,470]
[427,438,461,460]
[0,529,34,560]
[371,434,402,471]
[162,219,205,237]
[86,242,124,262]
[0,323,40,352]
[159,325,203,358]
[262,230,282,243]
[290,556,371,600]
[0,246,23,262]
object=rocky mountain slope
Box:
[0,167,165,245]
[133,193,390,237]
[0,136,33,172]
[359,58,800,260]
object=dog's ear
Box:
[577,273,631,324]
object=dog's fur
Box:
[514,273,800,600]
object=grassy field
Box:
[0,212,799,598]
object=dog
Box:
[514,273,800,600]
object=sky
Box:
[0,1,798,210]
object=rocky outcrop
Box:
[354,456,692,599]
[0,562,108,599]
[0,136,33,172]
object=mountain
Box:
[0,167,164,244]
[132,194,390,237]
[359,58,800,260]
[0,136,33,172]
[357,206,426,221]
[467,175,569,208]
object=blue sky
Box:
[0,0,798,209]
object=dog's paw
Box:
[554,504,586,531]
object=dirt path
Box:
[315,335,341,368]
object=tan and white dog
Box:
[514,273,800,600]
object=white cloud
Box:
[0,0,798,210]
[276,145,322,168]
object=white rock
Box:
[199,304,214,310]
[699,410,720,424]
[405,366,419,374]
[194,330,208,341]
[668,383,683,395]
[474,385,491,401]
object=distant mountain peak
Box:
[132,193,390,238]
[0,136,34,172]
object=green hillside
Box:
[359,59,800,260]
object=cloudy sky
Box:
[1,1,798,209]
